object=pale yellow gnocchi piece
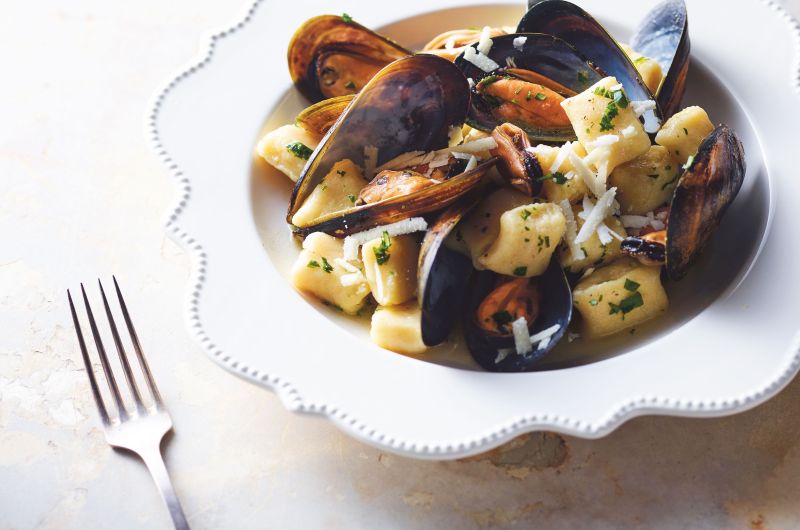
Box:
[256,124,321,182]
[655,106,714,164]
[477,203,566,278]
[291,160,366,227]
[620,44,664,95]
[529,143,590,204]
[461,188,533,261]
[559,205,627,274]
[561,77,651,174]
[370,302,427,355]
[610,145,681,215]
[290,232,370,314]
[573,258,668,338]
[361,234,419,306]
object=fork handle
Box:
[140,447,190,530]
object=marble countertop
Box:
[3,1,800,528]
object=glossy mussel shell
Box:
[295,95,355,136]
[287,15,410,102]
[666,124,745,279]
[463,260,573,372]
[630,0,690,119]
[518,0,663,133]
[418,191,484,346]
[454,33,604,142]
[288,54,492,237]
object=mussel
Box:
[621,124,746,279]
[454,33,604,142]
[287,15,411,102]
[418,191,485,346]
[490,122,544,196]
[517,0,663,133]
[630,0,690,119]
[288,54,497,237]
[463,259,573,372]
[295,95,355,136]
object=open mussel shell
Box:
[630,0,690,119]
[666,124,745,280]
[463,260,573,372]
[288,54,471,227]
[291,159,497,238]
[295,95,355,136]
[287,15,410,102]
[454,33,604,142]
[517,0,663,133]
[418,190,485,346]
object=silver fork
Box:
[68,278,190,530]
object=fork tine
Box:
[113,276,164,407]
[81,283,129,420]
[69,290,111,426]
[99,279,146,414]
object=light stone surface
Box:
[2,1,800,528]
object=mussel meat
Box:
[418,191,485,346]
[454,33,604,142]
[463,259,573,372]
[287,15,411,102]
[621,124,745,279]
[630,0,690,119]
[517,0,663,133]
[490,122,544,196]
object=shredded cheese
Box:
[505,56,517,68]
[451,151,473,160]
[558,199,584,261]
[586,134,620,149]
[530,324,560,347]
[444,36,456,50]
[464,155,478,172]
[569,151,605,198]
[455,136,498,153]
[620,125,636,138]
[448,125,463,147]
[340,272,364,287]
[631,99,657,117]
[512,36,527,50]
[343,237,359,261]
[575,188,617,244]
[512,317,533,355]
[476,26,493,55]
[463,46,500,73]
[549,141,573,174]
[346,217,428,246]
[334,258,359,273]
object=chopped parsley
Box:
[307,260,320,269]
[286,141,313,160]
[491,310,514,331]
[599,101,619,132]
[511,98,519,105]
[634,56,649,64]
[624,278,641,292]
[373,231,392,265]
[580,246,589,259]
[537,235,551,253]
[609,291,644,317]
[477,75,502,88]
[321,256,334,273]
[513,266,528,277]
[347,194,356,204]
[538,171,567,185]
[336,170,347,176]
[535,92,547,101]
[520,209,532,221]
[344,80,356,90]
[683,127,689,136]
[526,90,533,101]
[341,12,353,23]
[577,71,590,85]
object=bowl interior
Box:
[250,4,771,371]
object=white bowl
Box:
[150,0,800,459]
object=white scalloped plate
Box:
[150,0,800,459]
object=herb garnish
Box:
[520,209,532,221]
[373,231,392,265]
[321,257,334,273]
[608,292,644,317]
[634,56,649,64]
[347,194,356,203]
[537,235,551,253]
[624,278,641,292]
[538,171,567,184]
[307,260,320,269]
[526,90,533,102]
[286,141,313,160]
[513,266,528,276]
[577,71,589,85]
[599,101,619,132]
[535,92,547,101]
[336,170,346,176]
[341,13,353,23]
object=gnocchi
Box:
[256,124,321,182]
